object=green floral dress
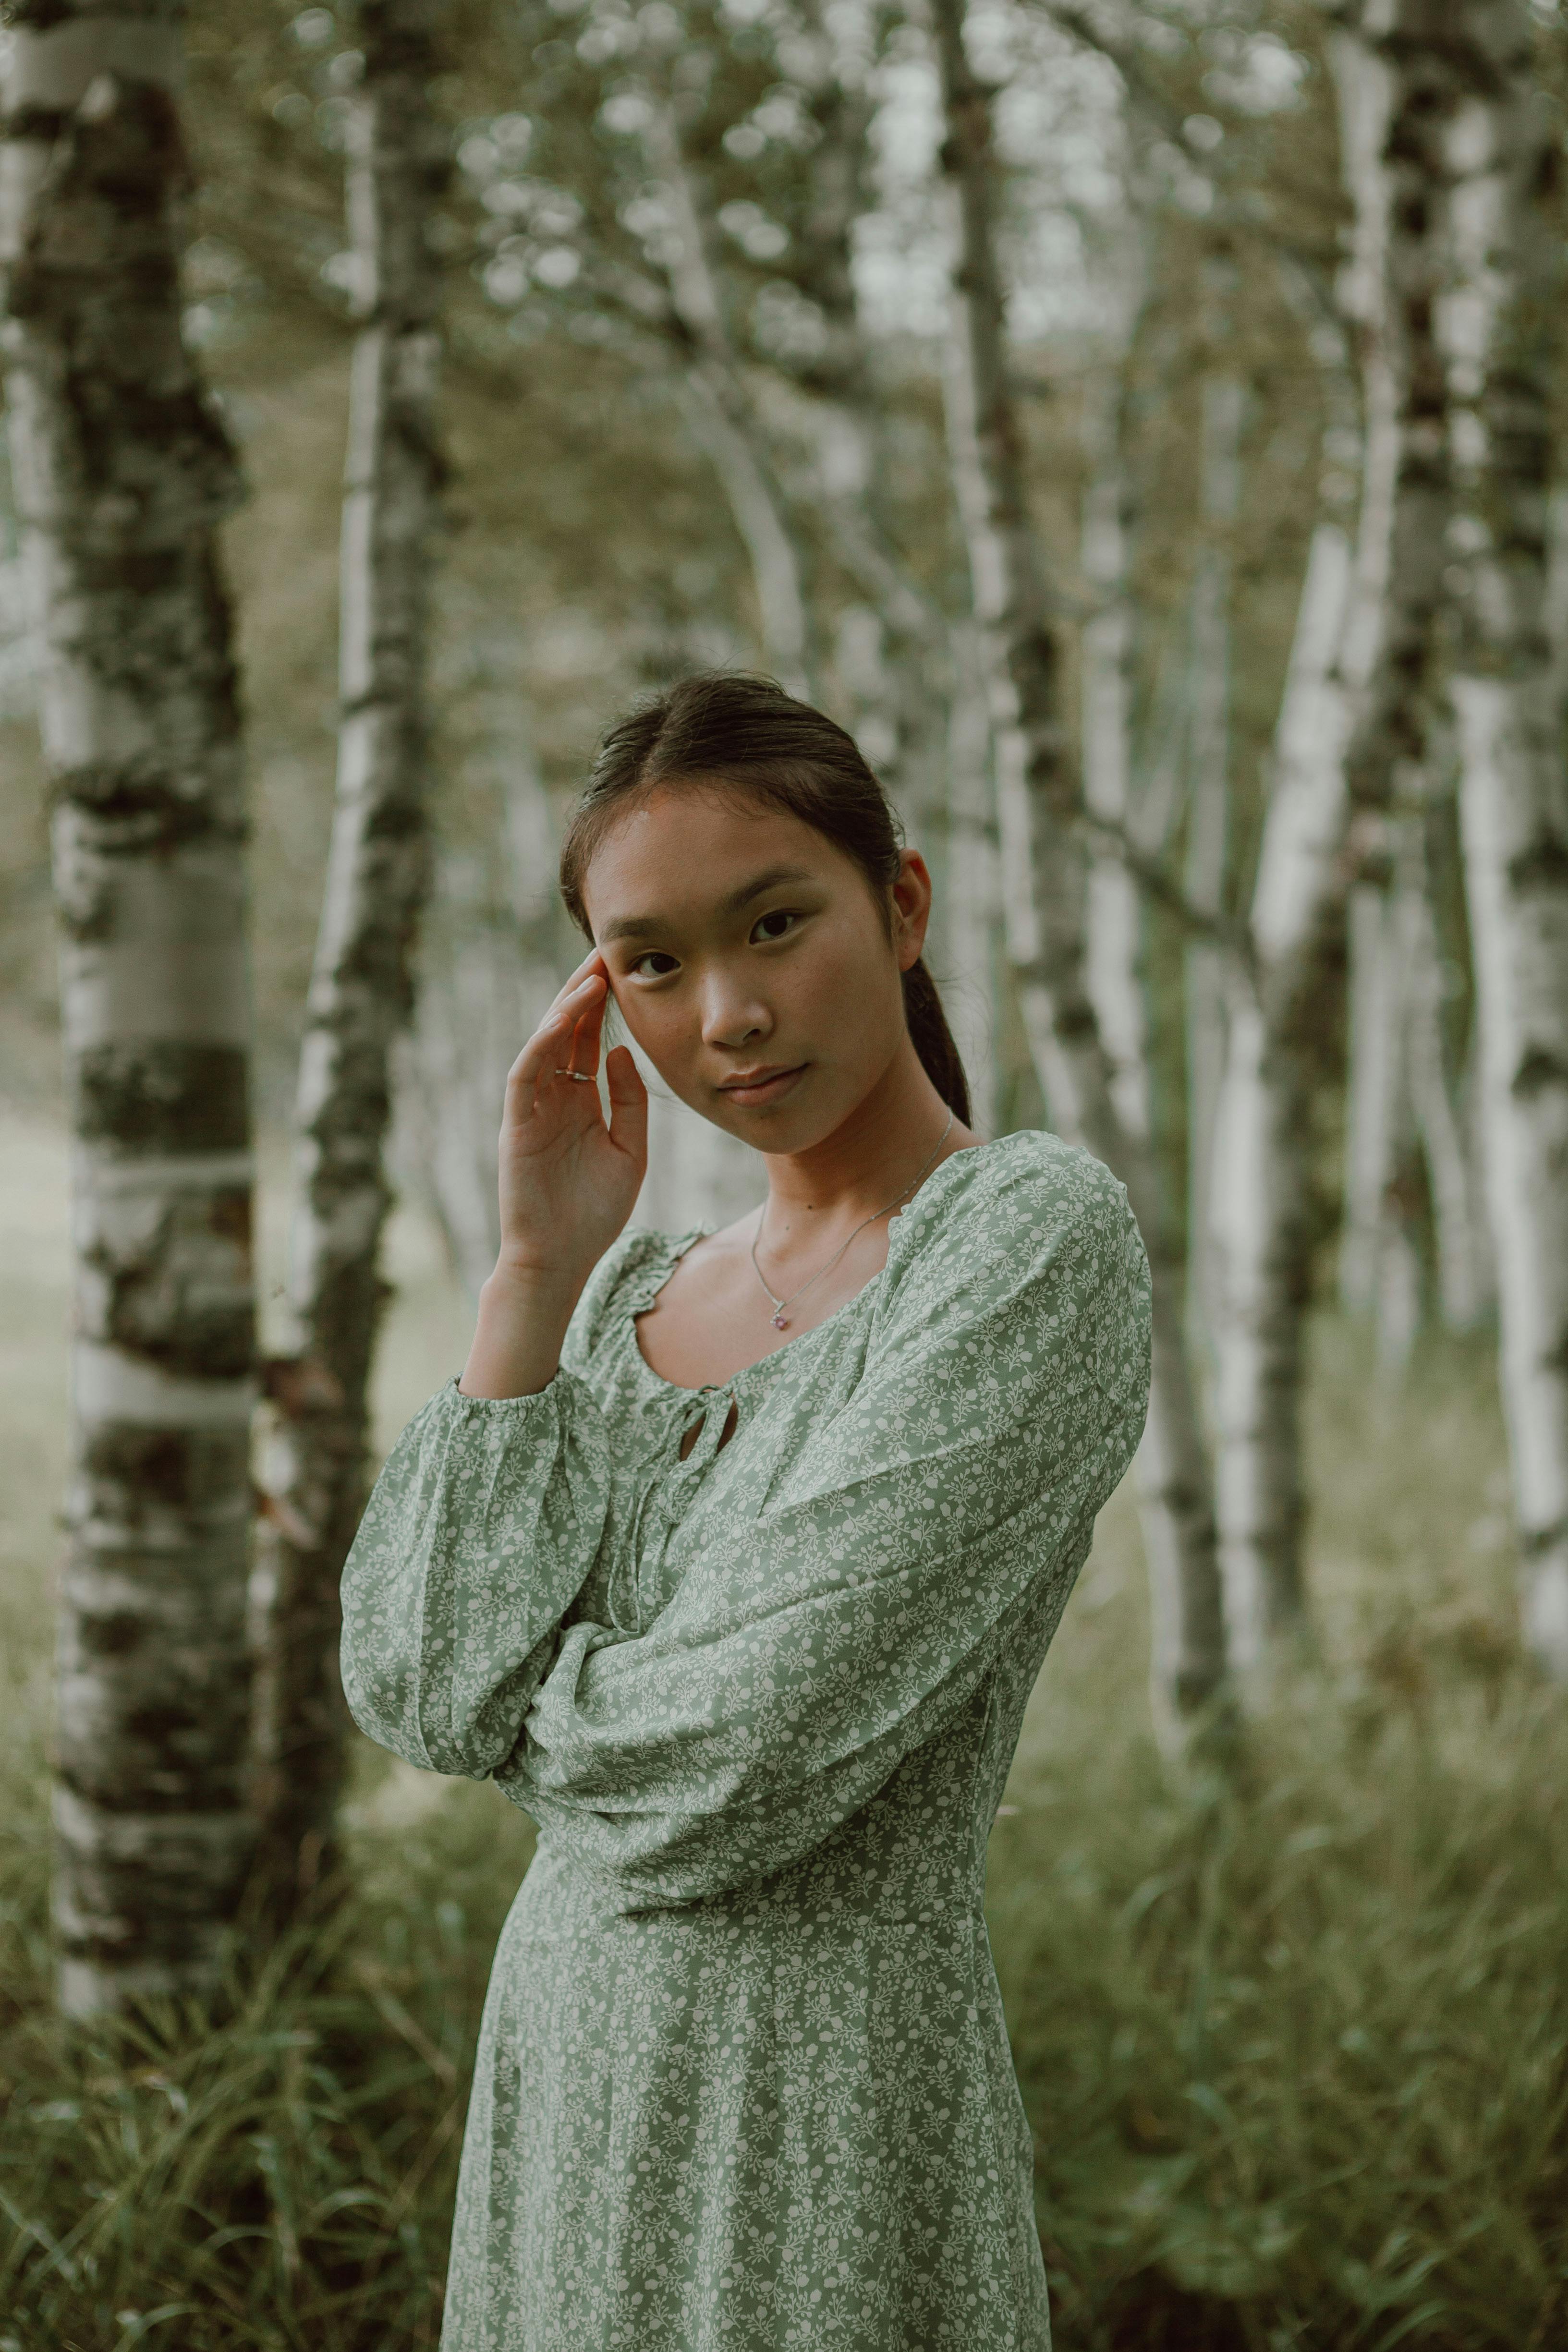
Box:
[341,1128,1152,2352]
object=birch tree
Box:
[249,0,447,1897]
[393,689,564,1301]
[1200,37,1404,1677]
[1205,413,1395,1672]
[0,0,257,2012]
[1183,278,1244,1339]
[932,0,1228,1730]
[634,87,817,699]
[1329,0,1487,1352]
[1437,0,1568,1674]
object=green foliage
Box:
[0,1772,532,2352]
[997,1674,1568,2349]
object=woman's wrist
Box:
[458,1264,584,1400]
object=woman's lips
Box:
[718,1065,806,1105]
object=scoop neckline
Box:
[623,1128,1030,1398]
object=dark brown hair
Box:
[559,671,971,1124]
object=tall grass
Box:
[1,1117,1564,2348]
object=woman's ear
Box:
[891,850,934,970]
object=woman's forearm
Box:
[459,1266,583,1399]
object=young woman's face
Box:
[582,785,931,1147]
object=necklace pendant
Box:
[772,1312,788,1330]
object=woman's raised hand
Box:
[493,948,648,1294]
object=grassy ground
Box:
[1,1116,1564,2350]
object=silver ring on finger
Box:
[555,1068,596,1083]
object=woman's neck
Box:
[753,1045,976,1254]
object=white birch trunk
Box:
[1331,4,1458,1339]
[1374,821,1425,1372]
[677,368,812,696]
[1208,520,1359,1670]
[943,622,1002,1141]
[934,0,1228,1725]
[755,13,949,832]
[1204,27,1404,1680]
[1372,800,1493,1342]
[1438,12,1568,1673]
[643,98,814,697]
[0,0,258,2013]
[391,709,560,1299]
[1339,816,1452,1362]
[1332,4,1452,831]
[249,0,446,1894]
[1339,875,1401,1315]
[1183,362,1244,1337]
[392,804,561,1301]
[1406,877,1491,1336]
[1082,381,1228,1734]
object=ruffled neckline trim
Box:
[612,1127,1057,1398]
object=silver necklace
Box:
[750,1106,956,1331]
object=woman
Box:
[341,671,1152,2351]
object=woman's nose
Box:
[699,975,770,1051]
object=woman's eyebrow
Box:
[597,865,817,946]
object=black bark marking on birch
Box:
[73,1042,249,1154]
[6,2,87,34]
[91,1190,255,1382]
[1511,1049,1568,1102]
[1507,834,1568,894]
[80,1425,251,1514]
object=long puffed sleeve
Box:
[496,1150,1152,1906]
[340,1368,614,1778]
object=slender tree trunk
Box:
[0,0,257,2014]
[1340,868,1402,1316]
[934,0,1228,1727]
[943,621,1002,1140]
[1404,821,1491,1334]
[677,369,813,695]
[1333,3,1454,829]
[1184,337,1244,1338]
[641,99,814,697]
[249,0,446,1898]
[1390,798,1495,1341]
[1343,788,1489,1349]
[1330,1,1458,1340]
[1208,518,1360,1671]
[1438,1,1568,1674]
[1082,376,1228,1735]
[1203,36,1404,1680]
[393,765,561,1300]
[1373,817,1426,1372]
[761,5,950,826]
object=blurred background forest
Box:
[1,0,1567,2344]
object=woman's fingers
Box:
[539,946,609,1025]
[505,975,606,1117]
[563,964,611,1081]
[605,1043,648,1170]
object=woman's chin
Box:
[708,1071,851,1150]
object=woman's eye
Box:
[630,952,680,980]
[752,909,799,944]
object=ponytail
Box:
[901,956,972,1125]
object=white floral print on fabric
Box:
[341,1128,1153,2352]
